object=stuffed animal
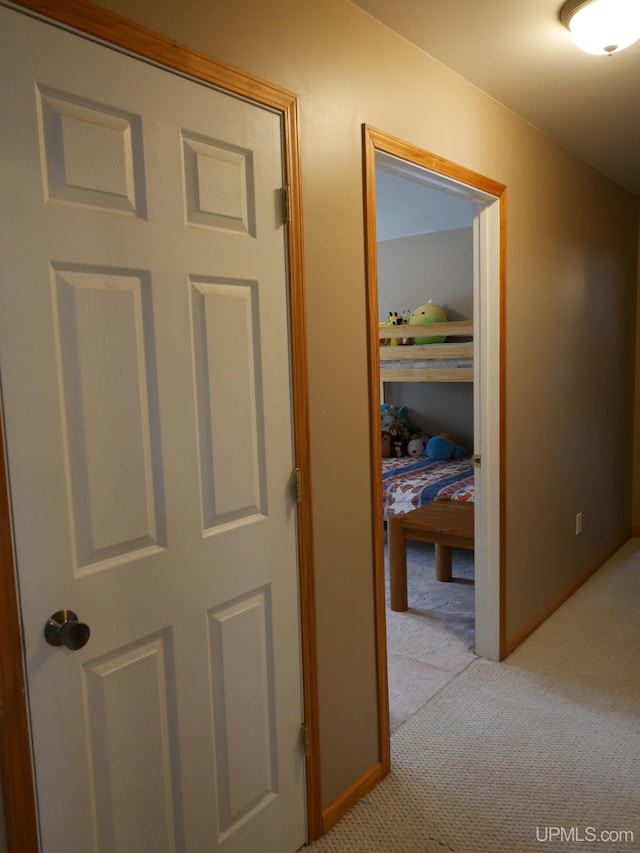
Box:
[379,311,403,346]
[407,436,428,458]
[401,309,413,345]
[380,403,409,431]
[409,300,447,345]
[381,404,423,457]
[425,434,469,460]
[388,424,409,457]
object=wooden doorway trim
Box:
[362,125,507,770]
[0,0,321,847]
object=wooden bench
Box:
[388,500,474,612]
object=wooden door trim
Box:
[362,125,507,772]
[0,0,321,846]
[0,414,39,853]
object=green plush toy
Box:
[409,300,447,344]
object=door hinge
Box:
[282,185,292,224]
[294,467,302,504]
[301,723,311,757]
[472,454,481,468]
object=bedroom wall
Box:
[83,0,639,816]
[377,227,474,448]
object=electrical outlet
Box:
[575,512,583,535]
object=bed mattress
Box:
[382,455,474,518]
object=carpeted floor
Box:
[306,538,640,852]
[386,539,476,731]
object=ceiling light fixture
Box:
[560,0,640,54]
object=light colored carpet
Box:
[386,540,476,731]
[307,538,640,852]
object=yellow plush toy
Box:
[409,300,447,344]
[379,311,403,346]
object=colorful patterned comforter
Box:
[382,456,474,518]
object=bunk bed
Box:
[379,319,475,519]
[379,319,473,383]
[378,319,476,603]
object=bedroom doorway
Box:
[362,127,506,754]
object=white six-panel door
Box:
[0,7,306,852]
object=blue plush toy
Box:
[425,434,468,460]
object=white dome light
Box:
[560,0,640,54]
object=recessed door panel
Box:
[182,132,255,234]
[191,278,266,531]
[84,633,181,853]
[52,264,166,570]
[209,588,277,839]
[37,86,146,215]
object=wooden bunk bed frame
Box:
[378,319,473,383]
[379,318,475,608]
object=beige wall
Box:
[90,0,640,811]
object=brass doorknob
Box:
[44,610,91,651]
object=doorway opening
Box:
[362,127,506,762]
